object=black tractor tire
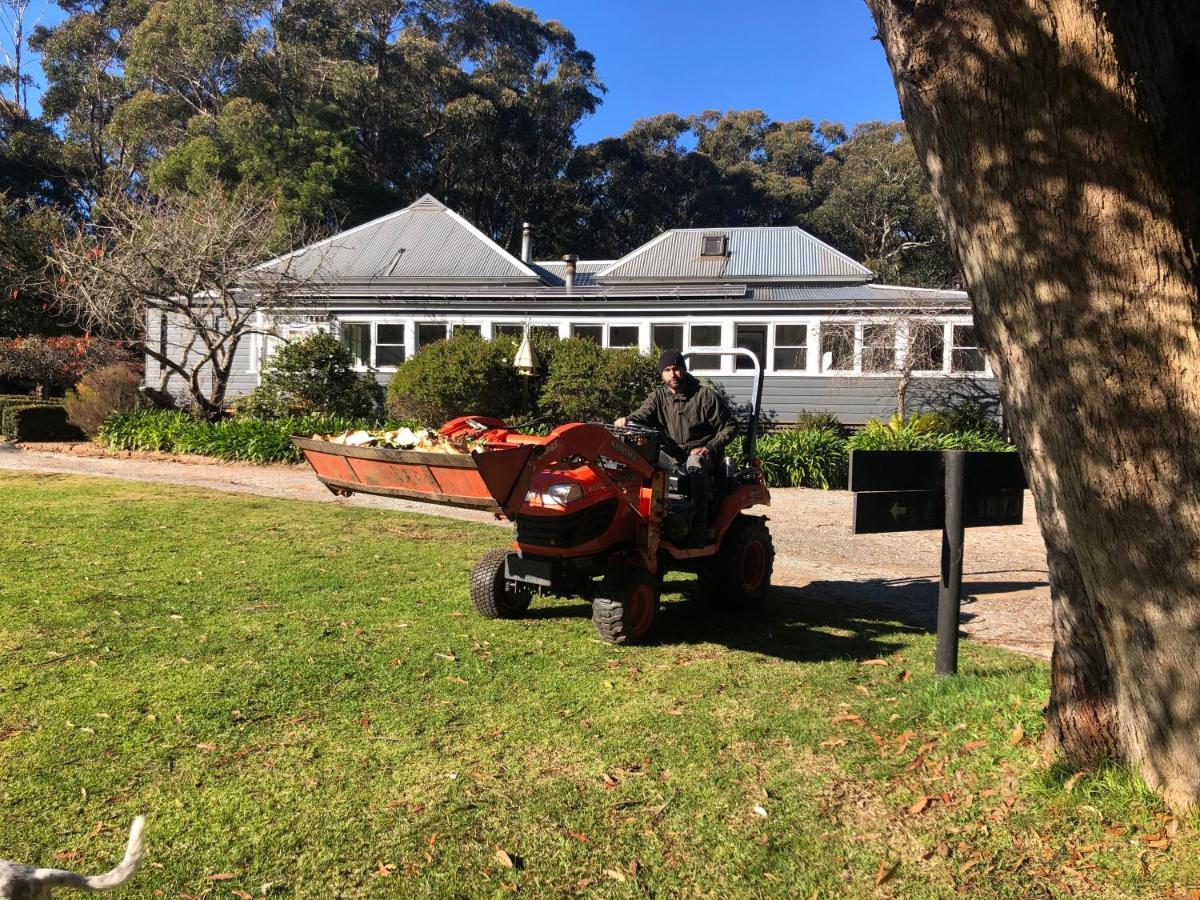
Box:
[592,568,661,644]
[700,515,774,607]
[470,548,532,619]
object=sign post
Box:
[936,451,966,675]
[849,449,1026,675]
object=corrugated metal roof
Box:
[594,227,874,283]
[256,194,542,283]
[754,284,968,304]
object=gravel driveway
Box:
[0,440,1051,658]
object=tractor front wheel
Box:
[470,548,532,619]
[701,515,774,607]
[592,568,660,644]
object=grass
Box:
[0,473,1197,898]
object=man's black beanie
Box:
[658,349,686,372]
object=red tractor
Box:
[294,350,773,643]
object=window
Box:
[773,324,807,371]
[688,323,723,371]
[951,325,986,372]
[908,321,945,371]
[735,324,766,371]
[571,324,602,343]
[376,324,406,367]
[453,324,481,336]
[493,324,524,338]
[820,323,855,372]
[416,322,447,350]
[651,324,683,351]
[701,234,728,257]
[608,325,639,348]
[862,324,897,373]
[341,323,371,368]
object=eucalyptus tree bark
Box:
[865,0,1200,807]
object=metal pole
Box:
[936,450,966,675]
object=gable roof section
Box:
[256,194,542,284]
[594,227,874,284]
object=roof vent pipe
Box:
[521,223,533,262]
[562,254,579,289]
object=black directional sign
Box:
[853,487,1025,534]
[849,450,1025,494]
[849,450,1026,535]
[847,449,1028,676]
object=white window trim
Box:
[303,313,994,381]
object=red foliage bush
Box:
[0,336,127,392]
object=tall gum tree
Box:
[864,0,1200,807]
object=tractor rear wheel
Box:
[701,515,774,606]
[592,568,660,644]
[470,548,532,619]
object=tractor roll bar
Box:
[682,348,764,462]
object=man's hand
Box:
[693,447,710,458]
[614,416,628,427]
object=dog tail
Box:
[27,816,146,892]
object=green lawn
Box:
[0,472,1195,898]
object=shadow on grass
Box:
[523,575,977,662]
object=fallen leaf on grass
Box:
[204,872,239,881]
[908,796,929,815]
[1063,771,1085,793]
[375,862,395,877]
[1008,723,1025,746]
[752,805,768,818]
[862,659,888,666]
[831,713,863,725]
[232,890,253,899]
[196,743,217,752]
[604,869,627,882]
[602,773,618,789]
[448,676,469,685]
[875,858,900,887]
[434,653,456,662]
[568,831,589,843]
[820,738,847,748]
[494,848,514,869]
[897,669,912,682]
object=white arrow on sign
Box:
[890,502,907,519]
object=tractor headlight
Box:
[524,482,585,508]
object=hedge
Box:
[1,402,86,442]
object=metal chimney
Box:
[562,254,579,289]
[521,223,533,263]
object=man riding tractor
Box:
[616,349,737,546]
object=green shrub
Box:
[729,426,849,489]
[98,409,393,463]
[386,332,521,424]
[847,413,1012,452]
[538,339,661,423]
[235,333,381,420]
[793,409,843,433]
[1,403,85,441]
[64,363,148,437]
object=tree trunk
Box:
[866,0,1200,807]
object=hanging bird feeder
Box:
[513,327,540,376]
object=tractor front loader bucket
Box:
[291,435,538,514]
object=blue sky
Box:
[533,0,902,143]
[10,0,902,142]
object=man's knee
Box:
[685,452,713,474]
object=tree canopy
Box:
[1,0,960,331]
